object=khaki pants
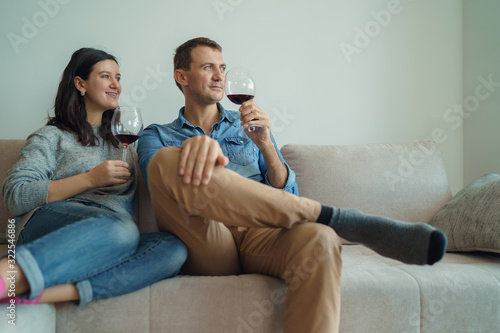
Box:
[147,147,342,333]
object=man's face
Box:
[183,46,226,104]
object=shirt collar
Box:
[172,103,238,129]
[217,103,239,123]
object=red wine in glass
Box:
[111,107,143,161]
[225,67,263,138]
[113,134,140,147]
[227,94,254,105]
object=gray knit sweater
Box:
[2,125,137,241]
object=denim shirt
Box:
[137,103,298,195]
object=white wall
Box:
[463,0,500,185]
[0,0,466,193]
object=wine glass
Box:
[111,106,143,161]
[225,66,264,138]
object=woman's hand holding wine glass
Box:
[86,160,131,187]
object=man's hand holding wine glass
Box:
[238,99,273,150]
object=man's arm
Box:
[137,126,170,187]
[257,133,299,195]
[256,139,288,188]
[239,100,289,189]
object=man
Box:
[137,37,447,333]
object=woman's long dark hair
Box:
[47,48,119,147]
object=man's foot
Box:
[323,207,447,265]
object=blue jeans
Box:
[16,201,187,306]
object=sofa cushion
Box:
[54,247,500,333]
[340,245,500,332]
[0,303,56,333]
[429,173,500,254]
[55,274,287,333]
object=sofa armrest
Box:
[0,140,26,244]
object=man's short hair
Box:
[173,37,222,92]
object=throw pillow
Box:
[429,173,500,254]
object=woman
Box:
[0,48,187,305]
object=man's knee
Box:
[148,146,181,170]
[147,146,182,189]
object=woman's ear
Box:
[74,76,86,95]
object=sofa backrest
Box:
[280,140,452,225]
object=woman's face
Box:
[79,59,121,114]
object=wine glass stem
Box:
[122,146,127,161]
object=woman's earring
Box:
[81,91,85,96]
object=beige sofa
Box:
[1,139,499,333]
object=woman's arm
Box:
[48,160,131,203]
[2,127,132,215]
[3,131,55,216]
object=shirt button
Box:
[253,148,256,151]
[240,141,243,143]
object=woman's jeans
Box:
[16,200,187,306]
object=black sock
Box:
[317,205,334,224]
[316,205,447,265]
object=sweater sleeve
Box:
[2,128,57,216]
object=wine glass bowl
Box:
[111,106,143,161]
[225,67,263,138]
[225,66,256,104]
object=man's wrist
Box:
[256,138,275,153]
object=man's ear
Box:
[174,69,188,88]
[74,76,86,94]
